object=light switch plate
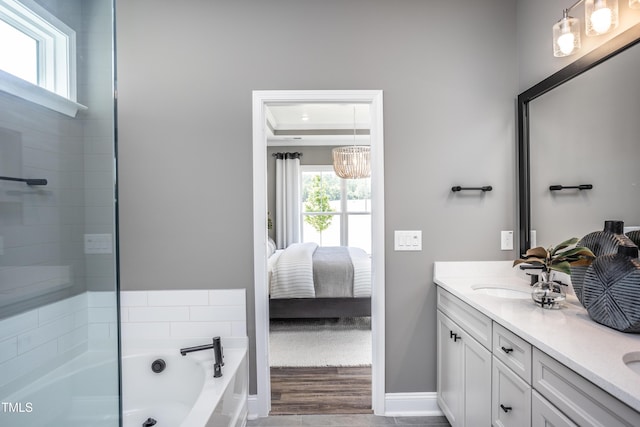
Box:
[394,230,422,251]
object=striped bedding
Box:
[269,242,371,299]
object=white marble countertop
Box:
[433,261,640,413]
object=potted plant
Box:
[513,237,595,308]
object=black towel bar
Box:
[451,186,492,192]
[0,176,48,186]
[549,184,592,191]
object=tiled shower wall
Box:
[0,291,117,396]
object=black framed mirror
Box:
[517,23,640,255]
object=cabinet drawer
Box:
[437,287,492,349]
[533,348,640,427]
[493,322,532,384]
[532,389,577,427]
[492,357,531,427]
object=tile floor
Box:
[247,414,451,427]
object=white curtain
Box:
[274,152,302,249]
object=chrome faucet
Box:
[180,336,224,377]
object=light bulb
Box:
[557,32,576,55]
[590,7,612,33]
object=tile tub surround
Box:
[433,261,640,413]
[0,291,118,397]
[120,289,247,341]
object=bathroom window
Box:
[301,165,371,253]
[0,0,84,116]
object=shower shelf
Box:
[0,176,48,186]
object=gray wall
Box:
[116,0,518,394]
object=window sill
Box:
[0,70,87,117]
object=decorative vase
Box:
[582,245,640,333]
[531,270,566,309]
[571,220,635,305]
[627,230,640,248]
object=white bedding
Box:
[268,243,371,299]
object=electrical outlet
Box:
[501,230,513,251]
[530,230,537,248]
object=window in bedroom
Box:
[301,165,371,253]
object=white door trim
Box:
[252,89,385,417]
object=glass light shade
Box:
[585,0,618,35]
[631,0,640,9]
[553,15,581,57]
[332,146,371,179]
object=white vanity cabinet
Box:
[435,285,640,427]
[491,323,532,427]
[437,289,492,427]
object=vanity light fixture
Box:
[332,106,371,179]
[553,0,619,57]
[630,0,640,10]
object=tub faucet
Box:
[180,336,224,378]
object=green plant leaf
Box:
[525,246,548,258]
[550,237,579,256]
[550,260,571,275]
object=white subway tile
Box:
[38,293,87,324]
[121,322,171,339]
[170,321,232,339]
[58,325,88,353]
[0,337,17,364]
[120,307,129,323]
[208,289,246,306]
[231,321,247,337]
[0,340,58,388]
[147,290,209,307]
[88,323,111,339]
[189,305,246,322]
[0,311,38,341]
[89,307,118,324]
[128,307,189,322]
[88,291,117,307]
[17,314,74,354]
[120,291,148,307]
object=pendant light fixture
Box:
[552,0,619,57]
[332,106,371,179]
[630,0,640,9]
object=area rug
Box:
[269,317,372,367]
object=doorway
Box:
[252,90,385,417]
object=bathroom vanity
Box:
[434,261,640,427]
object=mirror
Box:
[517,23,640,254]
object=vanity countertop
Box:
[433,260,640,413]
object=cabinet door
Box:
[492,357,531,427]
[532,390,577,427]
[461,325,492,427]
[437,310,462,426]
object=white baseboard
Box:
[384,392,443,417]
[248,392,443,419]
[247,395,259,420]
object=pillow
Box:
[267,237,277,258]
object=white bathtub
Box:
[0,351,120,427]
[122,337,248,427]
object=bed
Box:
[267,241,372,319]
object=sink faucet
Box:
[519,264,544,285]
[180,336,224,377]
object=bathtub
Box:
[0,351,120,427]
[122,337,248,427]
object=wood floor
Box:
[270,366,372,415]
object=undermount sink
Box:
[623,352,640,375]
[471,285,531,299]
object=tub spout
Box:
[180,337,224,377]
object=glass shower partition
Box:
[0,0,119,426]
